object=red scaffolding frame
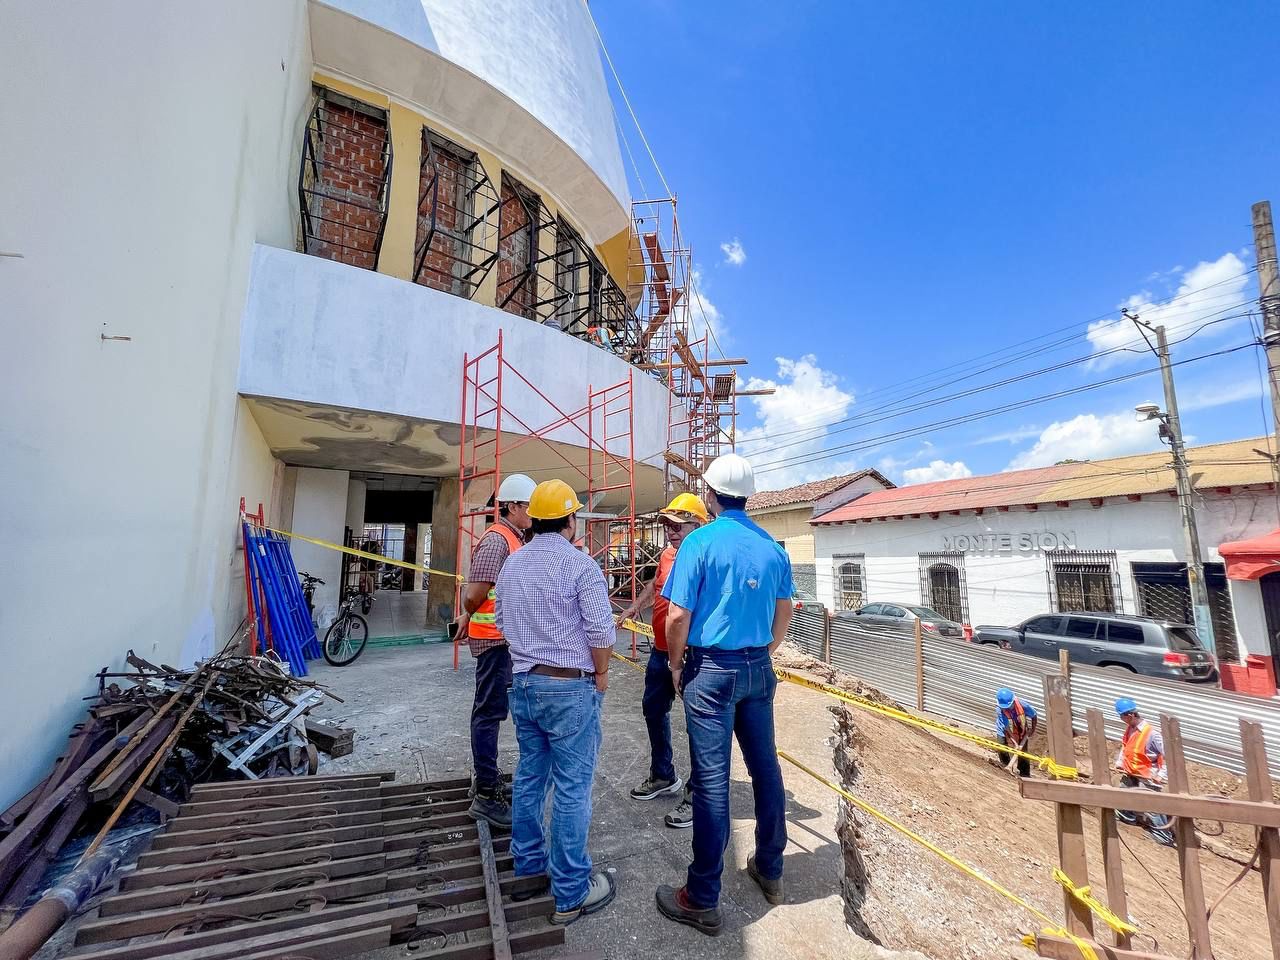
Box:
[454,331,641,665]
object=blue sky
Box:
[592,1,1280,489]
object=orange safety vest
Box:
[1001,699,1028,743]
[468,523,524,640]
[1121,720,1163,780]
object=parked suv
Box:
[840,602,964,638]
[973,613,1217,682]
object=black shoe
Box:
[511,875,551,902]
[655,884,723,937]
[469,776,513,802]
[664,789,693,829]
[747,855,784,905]
[630,775,683,801]
[468,788,511,831]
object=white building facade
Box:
[811,439,1280,697]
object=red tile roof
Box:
[747,469,892,511]
[811,437,1274,524]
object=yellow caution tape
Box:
[1052,868,1140,936]
[255,524,463,581]
[611,651,644,671]
[619,618,655,639]
[777,751,1098,960]
[774,667,1079,780]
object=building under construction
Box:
[0,0,759,809]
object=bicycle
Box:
[1115,773,1176,846]
[299,572,324,622]
[323,590,370,666]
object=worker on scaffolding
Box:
[994,687,1038,777]
[617,492,709,829]
[655,454,793,937]
[495,479,618,926]
[457,473,536,831]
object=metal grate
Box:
[1132,561,1241,663]
[833,555,866,612]
[298,88,392,270]
[1047,549,1122,614]
[414,128,499,299]
[918,552,969,623]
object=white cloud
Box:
[741,355,855,487]
[1180,377,1264,413]
[688,268,727,345]
[902,459,973,484]
[1007,411,1158,470]
[1085,253,1251,369]
[719,238,747,267]
[972,425,1044,446]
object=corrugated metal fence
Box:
[792,612,1280,776]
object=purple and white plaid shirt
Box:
[495,532,616,674]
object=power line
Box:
[752,341,1259,476]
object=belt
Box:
[530,664,594,679]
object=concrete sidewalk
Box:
[306,642,918,960]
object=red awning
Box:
[1219,529,1280,581]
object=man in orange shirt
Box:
[619,493,708,828]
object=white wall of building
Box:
[0,0,313,806]
[291,469,351,623]
[814,490,1280,656]
[238,245,670,468]
[312,0,628,242]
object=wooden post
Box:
[823,610,832,664]
[914,617,925,712]
[1161,715,1214,959]
[1241,719,1280,960]
[1086,709,1131,950]
[1043,675,1094,938]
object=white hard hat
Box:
[496,473,537,503]
[702,453,756,498]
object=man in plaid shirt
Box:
[457,474,535,830]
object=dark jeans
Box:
[682,645,786,908]
[470,645,512,790]
[998,750,1031,777]
[643,649,678,782]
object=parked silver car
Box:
[973,613,1217,682]
[840,602,964,638]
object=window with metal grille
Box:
[298,88,392,271]
[1131,561,1240,662]
[833,555,866,611]
[553,219,593,334]
[1047,550,1120,613]
[496,174,541,319]
[414,129,499,299]
[918,552,968,623]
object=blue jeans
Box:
[643,649,678,781]
[682,645,786,908]
[510,672,603,911]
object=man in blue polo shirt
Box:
[653,453,794,936]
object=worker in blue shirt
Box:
[653,453,794,937]
[995,687,1038,778]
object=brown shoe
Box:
[747,855,783,905]
[655,884,723,936]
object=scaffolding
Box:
[454,331,642,664]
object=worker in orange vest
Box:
[1114,697,1166,785]
[618,492,708,828]
[457,473,536,830]
[994,687,1038,777]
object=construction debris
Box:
[1,771,596,960]
[305,717,355,758]
[0,647,339,935]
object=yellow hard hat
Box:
[528,479,584,520]
[659,492,709,524]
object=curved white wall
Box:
[313,0,629,242]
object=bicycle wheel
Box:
[324,614,369,666]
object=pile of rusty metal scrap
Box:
[27,771,597,960]
[0,649,337,933]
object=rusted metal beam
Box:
[477,820,513,960]
[407,926,564,959]
[150,805,474,849]
[187,771,394,800]
[165,794,471,833]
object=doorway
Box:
[1260,571,1280,663]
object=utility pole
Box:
[1251,201,1280,489]
[1127,311,1217,656]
